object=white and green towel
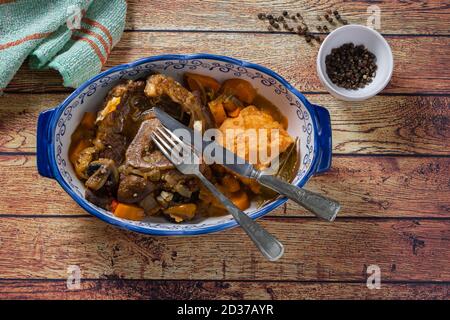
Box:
[0,0,127,90]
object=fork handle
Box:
[197,175,284,261]
[257,174,340,221]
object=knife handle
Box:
[256,174,340,221]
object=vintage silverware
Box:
[154,107,341,221]
[151,126,284,261]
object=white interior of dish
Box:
[53,58,315,232]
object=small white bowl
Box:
[317,25,394,101]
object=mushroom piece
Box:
[85,159,119,191]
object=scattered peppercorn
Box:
[256,9,350,46]
[325,43,377,89]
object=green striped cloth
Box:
[0,0,126,90]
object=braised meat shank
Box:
[69,73,297,222]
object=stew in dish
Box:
[69,73,298,222]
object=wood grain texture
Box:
[0,155,449,217]
[4,33,450,94]
[0,280,448,300]
[0,94,448,155]
[1,0,449,300]
[0,217,448,281]
[125,0,450,35]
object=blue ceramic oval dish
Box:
[36,54,332,236]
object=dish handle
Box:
[36,108,56,179]
[311,104,332,173]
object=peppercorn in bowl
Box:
[317,25,394,101]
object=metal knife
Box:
[154,107,341,221]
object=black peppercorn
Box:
[283,10,288,17]
[325,42,377,89]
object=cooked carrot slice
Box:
[80,112,96,130]
[221,174,241,193]
[184,72,221,94]
[208,99,227,126]
[114,203,145,221]
[164,203,197,222]
[220,79,257,104]
[229,190,250,211]
[227,106,242,118]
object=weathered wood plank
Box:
[125,0,450,35]
[1,94,448,155]
[0,217,448,281]
[4,33,450,94]
[0,280,448,300]
[0,155,448,217]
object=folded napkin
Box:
[0,0,126,90]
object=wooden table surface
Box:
[0,0,449,300]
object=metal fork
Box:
[152,126,285,261]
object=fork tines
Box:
[151,126,191,165]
